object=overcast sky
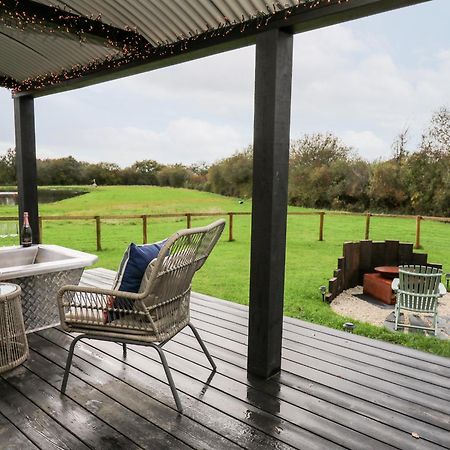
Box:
[1,0,449,167]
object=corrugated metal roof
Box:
[0,0,428,94]
[0,0,305,91]
[0,26,120,81]
[35,0,298,45]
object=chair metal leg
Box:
[122,343,127,358]
[61,334,85,394]
[188,322,216,371]
[152,344,183,413]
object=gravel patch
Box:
[439,293,450,316]
[331,286,393,326]
[331,286,450,337]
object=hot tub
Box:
[0,245,98,332]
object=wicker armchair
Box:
[57,219,225,412]
[392,265,447,335]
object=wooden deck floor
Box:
[1,268,450,449]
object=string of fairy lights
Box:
[0,0,349,93]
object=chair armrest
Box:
[58,284,141,299]
[57,284,142,309]
[391,278,400,292]
[438,283,447,297]
[57,284,147,330]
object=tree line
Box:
[1,107,449,216]
[0,151,208,190]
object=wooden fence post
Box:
[319,212,325,241]
[365,213,371,240]
[95,216,102,251]
[228,212,234,241]
[186,213,191,229]
[142,215,147,244]
[415,216,422,249]
[38,216,43,243]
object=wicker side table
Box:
[0,283,29,373]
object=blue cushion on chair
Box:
[104,240,166,323]
[114,240,166,293]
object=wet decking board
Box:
[0,269,449,449]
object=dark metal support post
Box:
[14,95,40,243]
[247,28,293,378]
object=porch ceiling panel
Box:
[0,0,430,95]
[0,26,120,82]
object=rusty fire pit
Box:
[363,266,399,305]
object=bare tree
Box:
[391,127,409,163]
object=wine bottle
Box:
[21,211,33,247]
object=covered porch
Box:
[3,0,434,381]
[2,268,449,449]
[2,1,449,448]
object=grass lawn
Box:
[1,185,449,356]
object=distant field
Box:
[1,185,449,356]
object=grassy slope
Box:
[1,186,449,356]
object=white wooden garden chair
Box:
[57,219,225,412]
[392,265,446,335]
